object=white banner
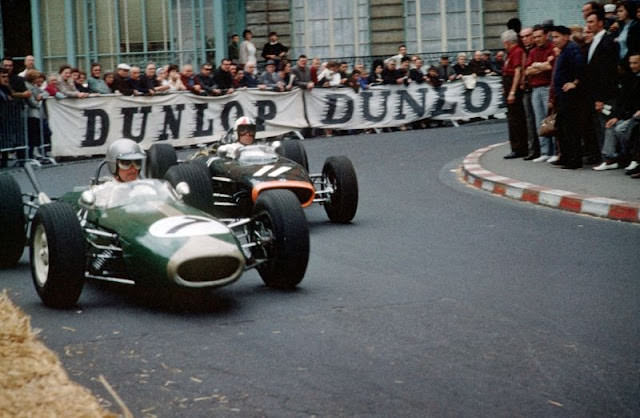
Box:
[304,77,505,129]
[46,89,307,157]
[46,78,505,157]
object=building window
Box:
[38,0,220,73]
[291,0,370,60]
[405,0,483,55]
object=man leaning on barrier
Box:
[213,58,235,95]
[241,62,262,88]
[112,63,133,96]
[88,62,111,94]
[291,55,314,90]
[195,63,221,96]
[56,65,89,98]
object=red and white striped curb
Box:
[461,143,640,223]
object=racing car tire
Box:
[30,202,85,309]
[322,156,359,223]
[0,175,26,268]
[165,162,214,214]
[254,189,309,289]
[276,140,309,172]
[146,143,178,179]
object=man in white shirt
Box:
[389,45,408,67]
[18,55,36,78]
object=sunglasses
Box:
[118,160,142,170]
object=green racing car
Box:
[0,162,309,309]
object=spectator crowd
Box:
[500,0,640,179]
[2,2,640,180]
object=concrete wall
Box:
[245,0,292,60]
[483,0,519,49]
[519,0,585,28]
[369,0,404,57]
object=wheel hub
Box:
[34,226,50,286]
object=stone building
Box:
[0,0,591,73]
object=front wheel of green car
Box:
[30,202,85,309]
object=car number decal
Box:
[253,165,275,177]
[253,165,292,177]
[267,166,292,177]
[149,216,228,237]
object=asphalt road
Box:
[2,121,639,417]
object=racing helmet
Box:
[106,139,146,175]
[234,116,256,139]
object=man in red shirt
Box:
[525,24,556,162]
[502,29,528,159]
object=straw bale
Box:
[0,291,117,418]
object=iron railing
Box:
[0,101,28,154]
[0,101,53,167]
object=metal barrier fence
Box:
[0,101,54,168]
[0,101,28,154]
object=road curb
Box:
[461,143,640,223]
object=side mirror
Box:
[175,182,190,197]
[80,190,96,207]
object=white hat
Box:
[117,63,131,71]
[604,4,616,13]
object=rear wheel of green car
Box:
[165,162,214,214]
[146,143,178,179]
[0,175,26,268]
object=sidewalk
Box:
[462,142,640,223]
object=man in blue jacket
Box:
[550,26,586,169]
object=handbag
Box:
[539,112,557,137]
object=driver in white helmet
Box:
[217,116,257,157]
[105,139,146,182]
[235,116,256,145]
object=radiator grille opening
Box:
[177,257,240,282]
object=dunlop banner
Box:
[46,89,307,157]
[305,77,505,129]
[46,77,505,157]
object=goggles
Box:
[117,159,142,170]
[237,125,256,135]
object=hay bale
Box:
[0,290,117,417]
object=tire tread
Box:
[30,202,85,308]
[0,175,26,268]
[255,189,309,288]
